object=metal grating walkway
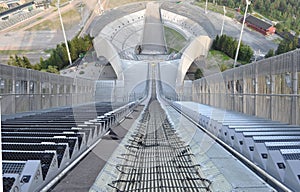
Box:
[108,78,211,191]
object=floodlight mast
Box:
[234,0,251,68]
[220,6,226,36]
[205,0,208,14]
[98,0,104,14]
[58,0,72,66]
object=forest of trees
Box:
[7,35,93,74]
[264,34,298,58]
[200,0,300,34]
[212,34,254,63]
[275,36,299,55]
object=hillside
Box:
[207,0,300,34]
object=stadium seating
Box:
[170,101,300,191]
[1,101,140,191]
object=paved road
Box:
[161,1,278,53]
[0,0,279,64]
[0,0,98,49]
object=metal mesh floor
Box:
[108,79,211,191]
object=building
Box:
[5,0,26,8]
[0,1,35,20]
[243,15,276,36]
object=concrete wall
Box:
[190,49,300,125]
[0,64,95,115]
[93,36,124,80]
[161,9,208,39]
[176,36,211,86]
[98,10,145,52]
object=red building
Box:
[243,15,276,36]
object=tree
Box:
[33,62,42,71]
[212,34,253,63]
[69,40,78,61]
[22,56,32,69]
[6,35,94,74]
[275,39,296,55]
[211,0,300,33]
[7,55,33,69]
[219,63,228,72]
[46,65,59,74]
[212,35,219,49]
[7,55,18,66]
[56,44,68,65]
[195,69,203,79]
[265,49,275,58]
[293,35,299,48]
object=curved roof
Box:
[93,36,124,80]
[176,36,211,86]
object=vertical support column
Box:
[12,77,16,94]
[254,63,258,116]
[27,80,30,94]
[49,79,52,108]
[218,81,221,108]
[27,80,31,111]
[39,81,42,94]
[12,68,16,114]
[291,51,298,124]
[270,60,275,120]
[63,83,66,105]
[74,79,78,105]
[232,72,235,111]
[243,75,247,114]
[113,80,116,103]
[192,82,195,102]
[270,75,275,120]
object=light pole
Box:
[205,0,208,14]
[233,0,251,67]
[220,6,226,36]
[57,0,72,66]
[98,0,104,15]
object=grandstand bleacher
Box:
[1,101,140,191]
[172,101,300,191]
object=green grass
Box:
[210,50,231,61]
[27,9,81,31]
[252,13,263,19]
[194,2,235,18]
[0,50,33,55]
[164,26,187,54]
[206,49,234,72]
[272,38,282,44]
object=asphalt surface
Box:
[161,1,278,53]
[0,0,279,65]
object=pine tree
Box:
[265,49,275,58]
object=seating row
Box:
[2,101,140,192]
[171,101,300,191]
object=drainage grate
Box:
[3,162,25,174]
